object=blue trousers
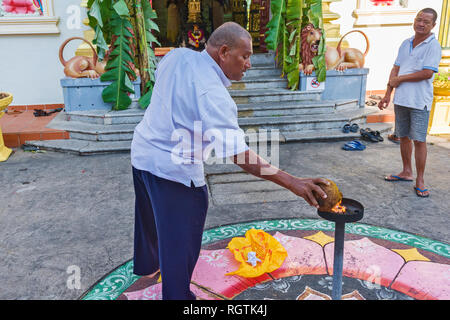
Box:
[132,167,208,300]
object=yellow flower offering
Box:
[226,229,287,278]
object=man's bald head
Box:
[207,22,252,49]
[206,22,253,81]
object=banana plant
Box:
[265,0,288,79]
[285,0,303,90]
[87,0,159,110]
[306,0,326,83]
[133,0,159,108]
[265,0,326,89]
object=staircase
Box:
[25,52,392,155]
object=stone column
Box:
[75,0,96,57]
[322,0,348,48]
[438,0,449,71]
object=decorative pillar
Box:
[427,0,450,136]
[249,0,261,47]
[75,0,96,57]
[322,0,348,48]
[438,0,450,72]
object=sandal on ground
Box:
[350,123,360,133]
[360,128,379,142]
[370,129,384,142]
[342,123,351,133]
[414,186,430,198]
[342,140,366,151]
[33,109,49,117]
[33,108,62,117]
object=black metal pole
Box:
[331,221,345,300]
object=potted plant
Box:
[433,71,450,96]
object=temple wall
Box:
[0,0,86,106]
[0,0,446,105]
[331,0,443,91]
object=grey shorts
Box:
[394,104,430,142]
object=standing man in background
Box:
[379,8,442,198]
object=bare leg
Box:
[414,140,429,196]
[396,136,414,179]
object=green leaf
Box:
[138,87,153,109]
[113,0,130,17]
[265,0,286,51]
[93,25,109,60]
[124,73,134,91]
[100,12,135,110]
[88,0,103,27]
[102,81,132,110]
[145,19,159,32]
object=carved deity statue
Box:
[187,0,202,23]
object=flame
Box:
[331,200,347,214]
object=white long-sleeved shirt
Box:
[131,48,249,187]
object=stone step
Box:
[237,99,357,117]
[230,77,287,90]
[282,122,394,142]
[237,107,378,132]
[229,88,321,104]
[24,117,392,155]
[46,113,137,141]
[156,51,276,67]
[65,108,145,125]
[35,104,377,145]
[65,96,349,126]
[23,139,132,156]
[242,66,282,78]
[249,52,276,67]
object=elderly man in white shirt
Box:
[130,22,329,300]
[379,8,442,198]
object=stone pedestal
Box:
[60,78,141,112]
[299,68,369,108]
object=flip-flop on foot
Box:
[384,175,413,182]
[414,186,430,198]
[388,134,400,144]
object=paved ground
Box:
[0,134,449,300]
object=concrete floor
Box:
[0,135,448,299]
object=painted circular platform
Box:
[81,219,450,300]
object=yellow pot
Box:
[0,92,13,112]
[433,81,450,97]
[0,92,13,161]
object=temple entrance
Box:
[152,0,270,52]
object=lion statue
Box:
[299,23,370,75]
[299,24,322,75]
